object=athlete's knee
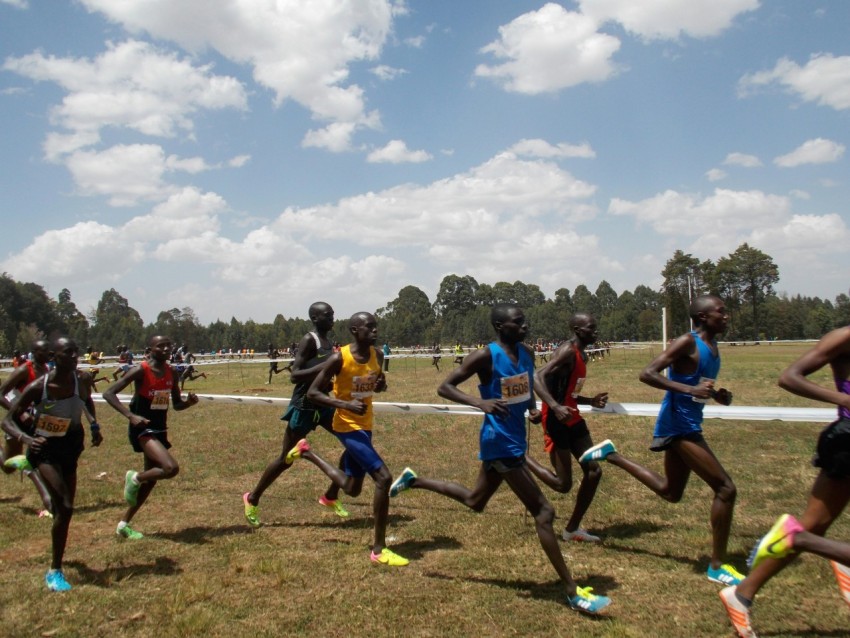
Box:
[661,487,685,504]
[533,500,556,527]
[161,460,180,479]
[374,471,392,494]
[583,462,602,485]
[715,478,736,504]
[552,476,573,493]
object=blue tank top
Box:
[478,342,534,461]
[653,331,720,438]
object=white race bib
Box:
[151,390,170,410]
[500,372,531,405]
[35,414,71,438]
[351,374,377,400]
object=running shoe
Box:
[568,586,611,614]
[390,467,417,497]
[318,494,349,518]
[832,561,850,608]
[747,513,803,569]
[4,454,32,472]
[45,569,72,592]
[38,509,53,519]
[124,470,140,507]
[370,547,409,567]
[116,522,144,540]
[707,563,744,586]
[578,440,616,464]
[719,586,756,638]
[285,438,310,464]
[243,492,261,527]
[563,528,601,543]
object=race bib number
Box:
[35,414,71,438]
[500,372,531,405]
[151,390,170,410]
[572,377,586,398]
[351,374,377,399]
[692,377,715,404]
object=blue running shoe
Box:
[578,440,616,464]
[45,569,72,592]
[390,467,417,497]
[707,563,744,586]
[568,586,611,614]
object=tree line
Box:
[1,243,848,354]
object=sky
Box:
[1,0,848,325]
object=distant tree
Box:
[721,243,779,340]
[661,250,703,334]
[434,274,479,342]
[834,293,850,328]
[377,285,435,346]
[572,285,595,316]
[56,288,89,344]
[89,288,144,350]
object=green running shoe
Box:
[747,513,803,569]
[124,470,140,507]
[4,454,32,472]
[370,547,409,566]
[285,438,310,464]
[318,494,349,518]
[116,522,144,540]
[243,492,261,528]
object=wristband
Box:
[90,422,101,432]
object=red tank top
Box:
[541,349,587,427]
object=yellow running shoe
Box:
[370,547,409,567]
[285,438,310,464]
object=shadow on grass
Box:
[390,535,463,560]
[75,500,125,514]
[0,495,23,504]
[65,557,181,587]
[426,570,618,615]
[760,631,850,637]
[268,512,416,531]
[594,520,666,539]
[602,542,749,577]
[152,524,255,544]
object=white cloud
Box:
[739,54,850,110]
[124,187,227,239]
[579,0,759,41]
[4,39,247,143]
[774,138,845,167]
[65,144,173,206]
[367,139,432,163]
[370,65,407,81]
[1,0,28,8]
[609,188,791,235]
[404,36,425,48]
[475,3,621,94]
[706,168,727,182]
[789,189,810,200]
[79,0,394,144]
[1,221,143,281]
[723,152,762,167]
[507,139,596,159]
[164,154,213,174]
[302,121,360,153]
[228,154,250,168]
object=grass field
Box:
[1,344,848,637]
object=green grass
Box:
[1,344,848,637]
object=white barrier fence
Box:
[91,394,835,423]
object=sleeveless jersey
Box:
[32,371,85,442]
[129,361,174,429]
[332,345,380,433]
[654,331,720,438]
[478,342,534,461]
[541,345,585,428]
[291,332,334,410]
[16,360,48,393]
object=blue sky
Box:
[1,0,848,324]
